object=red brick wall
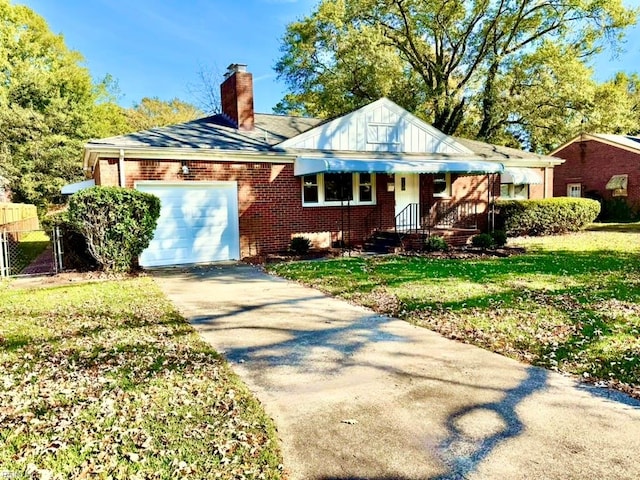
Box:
[94,158,507,256]
[421,173,493,231]
[96,158,397,257]
[528,167,553,199]
[553,140,640,207]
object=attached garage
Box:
[136,181,240,267]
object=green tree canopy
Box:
[275,0,638,150]
[0,0,95,210]
[125,97,203,131]
[0,1,203,211]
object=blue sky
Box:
[16,0,640,114]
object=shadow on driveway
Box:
[152,264,640,480]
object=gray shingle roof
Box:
[87,113,323,151]
[454,137,556,162]
[85,110,559,164]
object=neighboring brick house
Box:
[552,134,640,216]
[71,64,563,267]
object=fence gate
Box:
[0,227,63,278]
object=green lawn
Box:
[0,278,282,479]
[268,230,640,399]
[587,221,640,233]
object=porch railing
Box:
[394,200,478,233]
[395,203,421,233]
[431,200,478,229]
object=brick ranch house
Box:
[552,133,640,216]
[72,64,563,268]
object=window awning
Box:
[294,157,503,176]
[605,174,628,190]
[61,179,95,195]
[500,167,543,185]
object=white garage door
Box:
[136,181,240,267]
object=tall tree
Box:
[187,63,223,115]
[276,0,637,144]
[125,97,203,131]
[91,74,133,139]
[0,0,95,210]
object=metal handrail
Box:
[395,203,420,233]
[431,200,478,229]
[394,200,478,232]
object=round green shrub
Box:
[496,197,600,236]
[425,235,449,252]
[68,186,161,272]
[289,236,312,255]
[472,233,494,249]
[491,229,507,247]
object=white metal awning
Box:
[500,167,543,185]
[605,174,628,190]
[61,179,95,195]
[294,157,503,176]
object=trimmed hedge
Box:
[497,197,600,236]
[68,187,161,272]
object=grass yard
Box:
[268,230,640,399]
[587,221,640,233]
[0,278,282,479]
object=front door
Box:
[394,174,420,230]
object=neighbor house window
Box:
[605,174,628,197]
[302,173,376,206]
[500,183,529,199]
[433,173,451,197]
[567,183,581,198]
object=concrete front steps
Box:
[363,228,479,253]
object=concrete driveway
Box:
[152,264,640,480]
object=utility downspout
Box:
[118,149,126,187]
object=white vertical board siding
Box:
[136,182,240,267]
[278,99,472,154]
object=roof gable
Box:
[275,98,472,154]
[551,133,640,156]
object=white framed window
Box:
[500,183,529,199]
[302,173,376,206]
[567,183,582,198]
[433,173,451,198]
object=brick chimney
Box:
[220,63,254,131]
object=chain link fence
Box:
[0,228,63,278]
